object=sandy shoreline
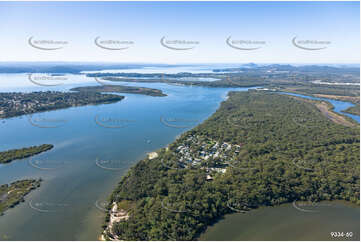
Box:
[100,202,129,241]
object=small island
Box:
[0,144,54,164]
[0,179,41,216]
[70,85,167,97]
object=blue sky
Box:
[0,1,359,64]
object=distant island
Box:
[70,85,167,97]
[0,91,124,119]
[87,64,360,90]
[0,83,166,121]
[99,75,267,88]
[0,144,54,164]
[0,179,42,216]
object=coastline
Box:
[101,202,130,241]
[287,95,357,127]
[0,68,358,240]
[0,91,124,120]
[98,89,240,240]
[198,200,360,241]
[103,91,359,240]
[0,179,42,216]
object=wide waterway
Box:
[0,73,248,240]
[0,72,359,240]
[199,201,360,241]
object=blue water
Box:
[0,73,359,240]
[0,75,249,240]
[281,92,360,123]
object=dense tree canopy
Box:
[0,144,53,164]
[108,91,359,240]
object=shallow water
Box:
[199,201,359,241]
[0,73,359,240]
[0,74,246,240]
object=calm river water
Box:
[199,201,359,241]
[0,73,245,240]
[0,72,358,240]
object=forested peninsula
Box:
[103,91,360,240]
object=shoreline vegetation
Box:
[101,76,267,88]
[104,91,359,240]
[287,95,358,128]
[0,144,54,164]
[101,201,133,241]
[0,83,166,121]
[343,104,360,116]
[0,64,359,239]
[276,88,360,117]
[0,179,42,216]
[0,91,124,120]
[0,64,359,120]
[92,65,360,117]
[313,94,360,105]
[70,85,167,97]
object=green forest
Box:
[107,91,360,240]
[0,144,53,164]
[0,179,41,215]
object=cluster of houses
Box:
[170,134,243,176]
[0,92,61,119]
[0,94,36,117]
